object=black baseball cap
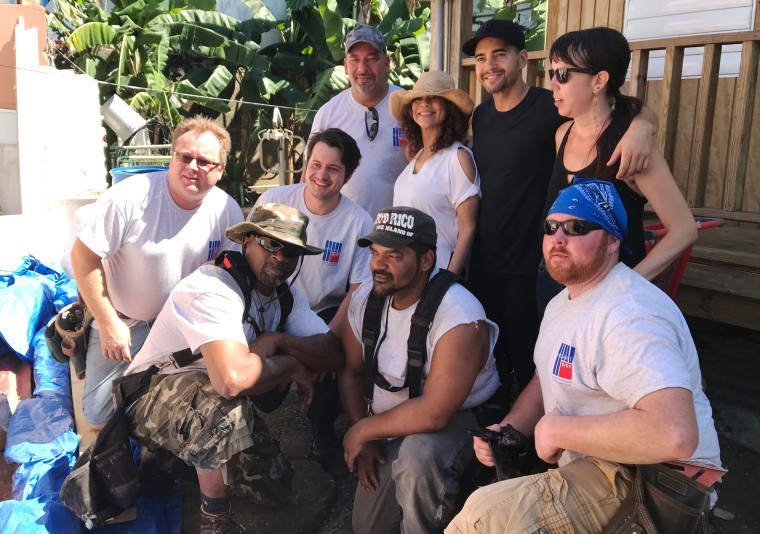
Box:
[358,207,437,249]
[462,19,526,56]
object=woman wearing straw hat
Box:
[390,70,478,275]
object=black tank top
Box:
[542,124,647,267]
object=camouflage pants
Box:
[127,370,293,507]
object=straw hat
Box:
[389,70,475,121]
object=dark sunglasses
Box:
[544,219,603,236]
[365,106,379,141]
[247,234,303,258]
[548,67,599,84]
[173,151,221,171]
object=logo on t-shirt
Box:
[392,127,406,147]
[322,240,342,265]
[207,240,221,261]
[552,343,575,381]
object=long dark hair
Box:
[550,27,643,180]
[398,98,469,156]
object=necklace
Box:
[250,287,276,335]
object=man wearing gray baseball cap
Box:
[339,206,501,533]
[309,25,408,218]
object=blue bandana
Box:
[548,178,627,242]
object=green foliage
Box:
[489,0,549,52]
[49,0,428,191]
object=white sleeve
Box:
[596,316,693,408]
[284,284,331,336]
[348,214,374,285]
[77,190,128,258]
[449,146,481,208]
[170,274,248,352]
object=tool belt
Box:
[603,462,723,534]
[60,365,159,529]
[44,302,92,379]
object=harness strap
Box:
[361,269,461,412]
[166,251,294,369]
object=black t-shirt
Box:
[470,86,567,276]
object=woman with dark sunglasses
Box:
[389,70,479,275]
[536,27,697,314]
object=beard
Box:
[371,269,397,298]
[256,258,292,288]
[545,239,610,287]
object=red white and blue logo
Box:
[392,127,406,147]
[207,239,221,261]
[552,343,575,381]
[322,240,342,265]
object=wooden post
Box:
[658,45,684,167]
[449,0,473,88]
[686,43,721,207]
[628,49,649,101]
[723,40,760,211]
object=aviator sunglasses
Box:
[173,151,222,171]
[544,219,603,236]
[548,67,599,84]
[247,233,303,258]
[365,106,379,141]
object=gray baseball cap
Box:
[345,24,386,53]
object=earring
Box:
[592,93,600,131]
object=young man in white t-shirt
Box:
[448,180,722,533]
[254,128,373,461]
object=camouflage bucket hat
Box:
[226,203,323,255]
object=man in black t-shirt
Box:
[462,20,656,393]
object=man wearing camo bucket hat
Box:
[123,203,343,533]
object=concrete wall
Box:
[1,13,106,277]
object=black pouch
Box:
[60,367,157,529]
[603,463,712,534]
[60,410,140,529]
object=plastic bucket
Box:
[109,166,168,185]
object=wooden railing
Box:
[461,30,760,225]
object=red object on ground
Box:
[643,217,724,299]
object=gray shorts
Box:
[128,370,292,506]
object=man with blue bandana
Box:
[447,180,722,533]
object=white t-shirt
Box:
[254,184,373,312]
[310,86,408,218]
[536,263,722,469]
[393,142,480,269]
[125,263,329,375]
[348,277,500,415]
[78,171,243,322]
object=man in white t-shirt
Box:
[310,24,407,218]
[124,204,343,532]
[253,128,373,461]
[71,116,243,427]
[340,206,500,533]
[448,180,722,534]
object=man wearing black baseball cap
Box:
[462,19,658,395]
[339,206,501,533]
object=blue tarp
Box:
[0,256,182,533]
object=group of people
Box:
[70,19,723,534]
